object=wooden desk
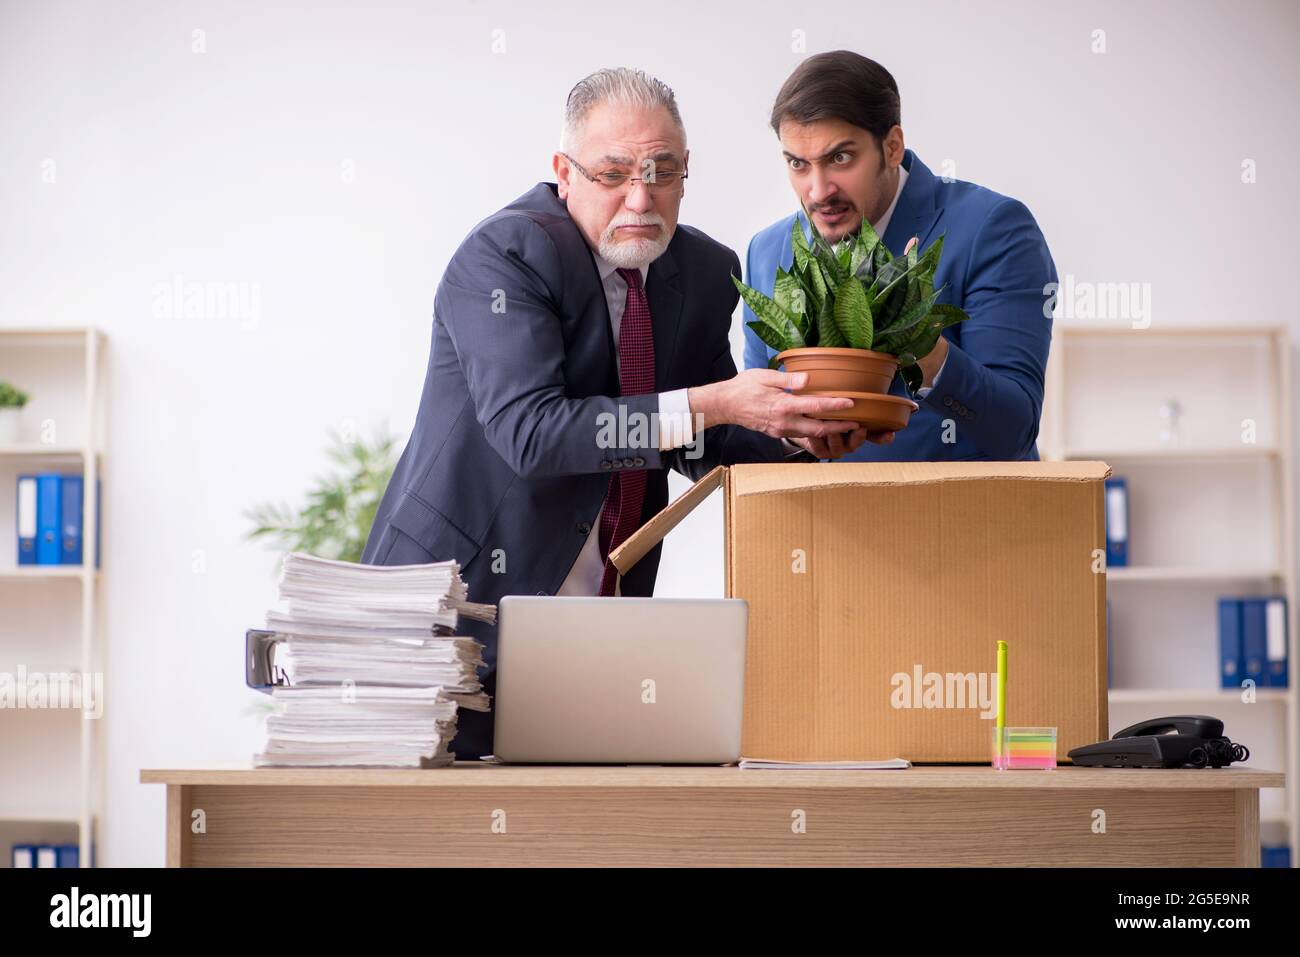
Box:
[140,764,1284,867]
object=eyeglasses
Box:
[559,152,688,191]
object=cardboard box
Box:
[611,462,1110,763]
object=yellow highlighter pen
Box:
[996,640,1008,768]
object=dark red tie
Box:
[598,268,655,596]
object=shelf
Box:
[0,704,86,718]
[1065,447,1279,462]
[0,566,98,581]
[1,324,104,871]
[0,811,81,824]
[0,662,80,674]
[1107,567,1285,583]
[1109,688,1290,704]
[0,445,99,461]
[0,328,102,346]
[1051,323,1298,862]
[1055,324,1284,340]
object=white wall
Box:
[1,0,1297,865]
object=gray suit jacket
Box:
[361,182,786,757]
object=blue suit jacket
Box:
[362,182,784,757]
[743,149,1057,461]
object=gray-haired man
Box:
[363,68,863,758]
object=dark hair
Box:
[770,51,901,145]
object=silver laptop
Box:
[492,596,748,764]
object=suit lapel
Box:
[645,246,682,391]
[882,149,945,256]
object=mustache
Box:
[808,199,855,214]
[606,213,665,232]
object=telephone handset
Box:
[1113,715,1224,740]
[1068,714,1250,769]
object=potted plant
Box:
[0,380,30,444]
[245,426,397,563]
[734,215,970,430]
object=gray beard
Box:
[597,232,671,269]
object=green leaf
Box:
[901,363,923,396]
[747,318,790,353]
[901,270,923,317]
[906,235,945,308]
[774,269,810,338]
[769,269,800,314]
[875,285,944,348]
[816,245,846,288]
[734,276,803,350]
[894,304,969,362]
[904,327,942,363]
[816,255,844,297]
[916,234,946,276]
[887,302,966,362]
[791,215,811,271]
[807,216,848,287]
[850,222,882,276]
[803,255,828,310]
[876,255,932,308]
[833,278,873,350]
[927,302,970,330]
[817,294,847,347]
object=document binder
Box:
[16,475,37,564]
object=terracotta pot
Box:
[802,391,918,429]
[775,347,899,395]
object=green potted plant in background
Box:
[245,426,397,563]
[734,215,971,431]
[0,380,30,445]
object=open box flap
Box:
[730,460,1112,498]
[608,460,1112,574]
[609,464,726,574]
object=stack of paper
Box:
[269,551,495,635]
[256,686,462,768]
[253,552,495,768]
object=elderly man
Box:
[363,68,862,759]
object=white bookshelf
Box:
[0,327,105,867]
[1041,324,1297,863]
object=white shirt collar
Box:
[593,253,649,286]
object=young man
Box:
[745,51,1058,462]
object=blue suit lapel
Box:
[882,149,945,256]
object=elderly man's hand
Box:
[687,370,865,441]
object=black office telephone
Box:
[1067,715,1251,769]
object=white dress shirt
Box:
[556,253,694,597]
[780,163,948,457]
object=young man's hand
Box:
[788,427,898,460]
